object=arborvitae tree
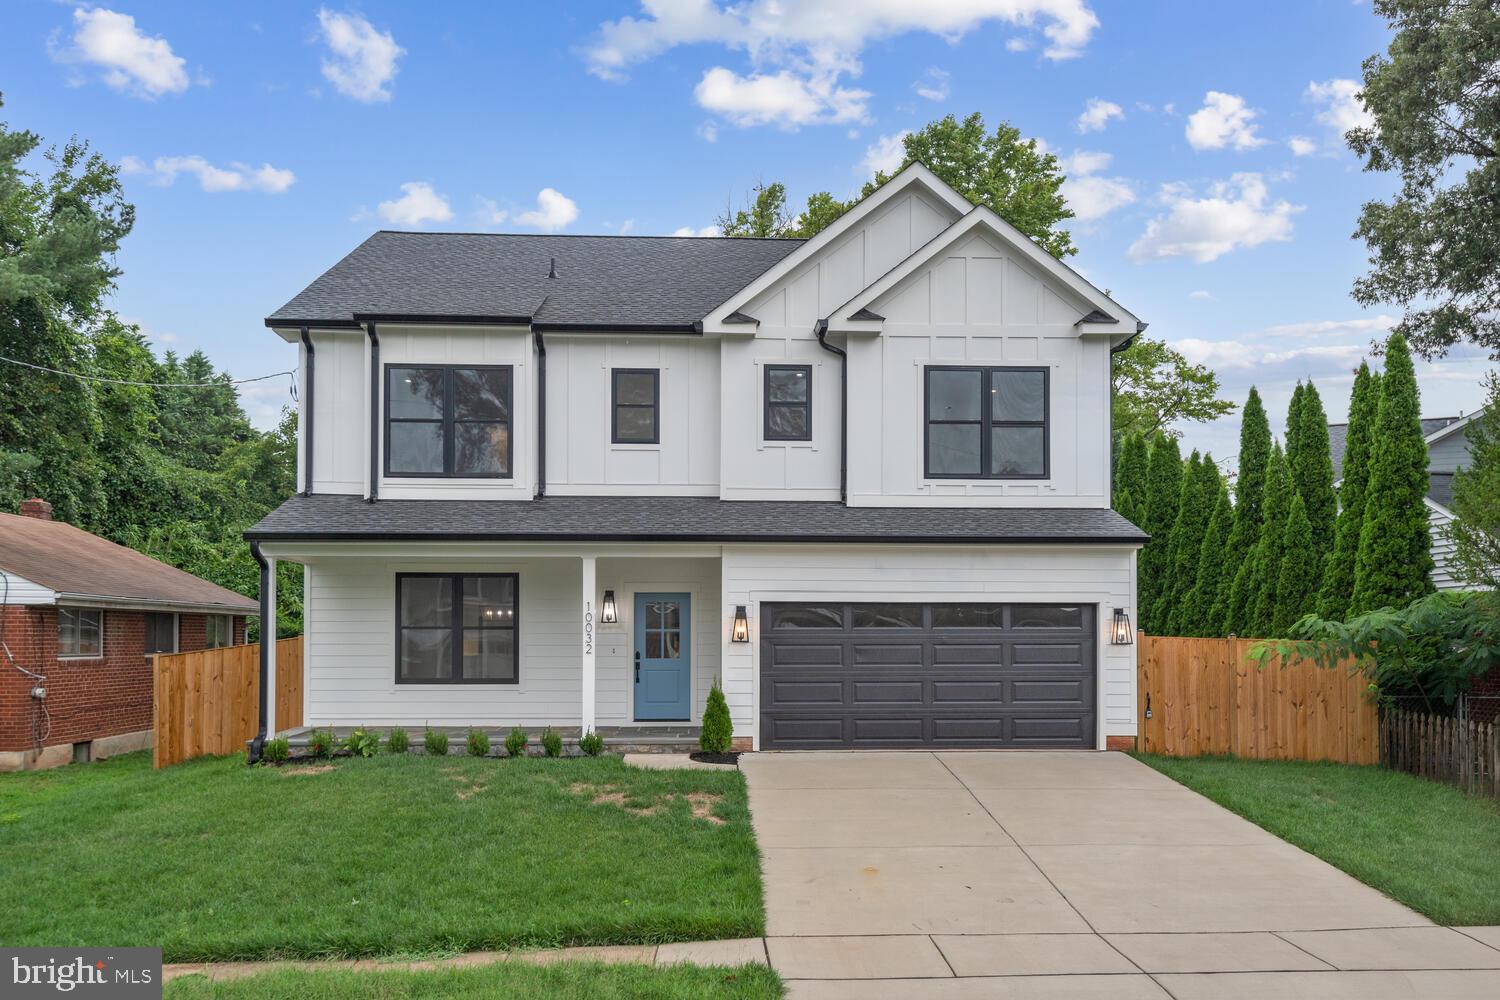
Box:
[1352,333,1435,612]
[1138,434,1183,632]
[1317,362,1379,618]
[1285,382,1306,471]
[1272,493,1319,634]
[1154,451,1213,632]
[1213,388,1271,628]
[1293,381,1337,565]
[1114,433,1149,526]
[1181,483,1232,636]
[1247,444,1291,637]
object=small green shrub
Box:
[541,726,563,758]
[578,729,605,756]
[700,684,733,754]
[306,729,335,759]
[424,726,449,756]
[504,726,528,758]
[467,727,491,757]
[343,727,380,758]
[385,728,410,754]
[259,736,289,764]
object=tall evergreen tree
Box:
[1292,380,1338,583]
[1247,444,1291,637]
[1352,333,1434,612]
[1317,362,1379,618]
[1213,387,1271,630]
[1285,382,1306,472]
[1138,435,1183,633]
[1156,452,1218,633]
[1181,483,1232,636]
[1272,493,1319,634]
[1113,433,1149,526]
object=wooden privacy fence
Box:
[1381,706,1500,797]
[152,637,303,768]
[1138,634,1378,764]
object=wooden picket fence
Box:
[152,637,303,768]
[1138,634,1378,764]
[1381,705,1500,797]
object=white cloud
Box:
[377,182,453,226]
[697,120,720,142]
[860,130,911,177]
[1287,135,1318,156]
[1185,91,1266,151]
[914,67,950,101]
[121,155,295,193]
[694,67,869,128]
[1058,150,1135,221]
[317,9,404,103]
[1075,97,1123,133]
[515,188,579,232]
[1188,289,1213,300]
[1005,37,1030,52]
[1306,78,1373,134]
[671,225,721,237]
[1259,315,1399,339]
[1175,338,1367,371]
[1127,173,1302,263]
[56,7,189,98]
[475,197,509,227]
[616,219,637,235]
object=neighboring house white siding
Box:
[1428,424,1473,473]
[1429,502,1463,591]
[0,570,55,605]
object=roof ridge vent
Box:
[548,257,557,279]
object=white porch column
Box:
[580,555,597,735]
[263,556,278,740]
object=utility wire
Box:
[0,354,295,389]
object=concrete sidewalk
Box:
[742,750,1500,999]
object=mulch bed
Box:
[689,751,742,765]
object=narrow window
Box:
[396,573,518,684]
[924,366,1049,479]
[611,369,659,444]
[205,614,233,648]
[58,608,103,657]
[144,612,177,654]
[764,364,812,441]
[385,366,512,477]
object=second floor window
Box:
[764,364,812,441]
[612,368,659,444]
[924,366,1049,479]
[386,366,512,478]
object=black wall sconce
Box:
[1111,607,1134,645]
[731,605,750,643]
[600,589,618,624]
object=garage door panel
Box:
[760,602,1096,750]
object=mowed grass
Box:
[1135,753,1500,925]
[0,751,763,961]
[165,961,782,1000]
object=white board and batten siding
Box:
[304,330,366,495]
[719,544,1139,748]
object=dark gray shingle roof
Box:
[267,232,803,329]
[246,495,1147,544]
[1328,416,1460,479]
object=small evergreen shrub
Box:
[541,726,563,758]
[504,726,528,758]
[578,729,605,756]
[260,736,289,764]
[343,727,380,758]
[424,726,449,756]
[385,728,410,754]
[700,685,733,754]
[466,728,491,757]
[306,729,335,759]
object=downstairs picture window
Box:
[396,573,518,684]
[58,608,103,657]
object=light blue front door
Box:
[634,592,691,721]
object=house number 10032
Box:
[583,602,593,655]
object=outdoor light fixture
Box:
[732,605,750,643]
[600,590,617,624]
[1111,607,1134,645]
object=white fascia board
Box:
[53,594,259,615]
[826,205,1141,337]
[1423,496,1455,519]
[700,163,974,334]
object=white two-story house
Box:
[246,164,1147,753]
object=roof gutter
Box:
[1109,321,1149,356]
[533,327,547,499]
[814,319,848,504]
[300,327,315,495]
[246,541,271,766]
[365,322,380,503]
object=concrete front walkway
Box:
[742,750,1500,999]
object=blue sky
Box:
[2,1,1489,463]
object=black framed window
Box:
[385,365,512,478]
[611,368,659,444]
[58,608,103,658]
[396,573,518,684]
[144,612,177,654]
[764,364,812,441]
[924,366,1048,479]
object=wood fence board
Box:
[152,638,304,768]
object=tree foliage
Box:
[1111,337,1236,441]
[1318,362,1380,617]
[1180,483,1232,636]
[1159,453,1221,634]
[1445,372,1500,588]
[1113,433,1149,525]
[1214,387,1271,631]
[1349,0,1500,357]
[1138,435,1183,633]
[1248,444,1291,637]
[1291,380,1337,582]
[1272,494,1319,635]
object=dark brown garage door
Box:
[759,602,1096,749]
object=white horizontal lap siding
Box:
[304,555,582,726]
[720,544,1138,746]
[310,330,367,494]
[0,570,54,605]
[1428,504,1462,591]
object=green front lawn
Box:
[0,751,763,961]
[165,961,782,1000]
[1135,754,1500,925]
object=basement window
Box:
[58,608,103,658]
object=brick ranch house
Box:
[1,499,256,770]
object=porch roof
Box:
[245,495,1148,545]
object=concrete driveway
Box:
[741,750,1500,998]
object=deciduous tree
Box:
[1111,338,1236,442]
